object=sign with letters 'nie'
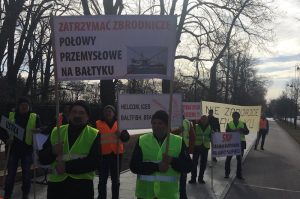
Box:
[201,101,261,133]
[52,15,177,81]
[118,94,182,130]
[0,116,24,141]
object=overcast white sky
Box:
[255,0,300,101]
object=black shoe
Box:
[4,193,11,199]
[180,195,188,199]
[198,179,206,184]
[224,175,229,179]
[261,147,264,150]
[237,175,245,180]
[254,146,257,150]
[212,157,217,162]
[189,179,196,184]
[22,195,29,199]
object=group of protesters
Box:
[0,96,268,199]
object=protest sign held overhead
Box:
[0,116,25,141]
[182,102,201,120]
[211,132,241,157]
[118,94,182,130]
[201,101,261,133]
[51,15,177,81]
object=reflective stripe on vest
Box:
[96,120,124,155]
[135,133,182,199]
[9,112,36,145]
[138,175,179,182]
[48,124,98,182]
[195,124,211,148]
[100,132,118,144]
[182,119,190,146]
[62,154,87,161]
[228,121,246,141]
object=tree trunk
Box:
[162,0,188,94]
[224,47,230,103]
[41,43,52,102]
[99,0,123,106]
[208,0,250,101]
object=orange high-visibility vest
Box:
[259,119,267,129]
[95,120,124,155]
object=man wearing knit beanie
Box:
[96,104,130,199]
[130,110,192,199]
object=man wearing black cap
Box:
[130,110,192,199]
[95,105,130,199]
[0,96,41,199]
[39,100,101,199]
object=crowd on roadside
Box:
[0,96,268,199]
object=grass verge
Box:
[276,120,300,145]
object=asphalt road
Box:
[224,120,300,199]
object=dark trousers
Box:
[47,177,94,199]
[4,152,32,198]
[98,153,122,199]
[191,145,209,181]
[255,131,268,148]
[225,148,244,177]
[180,173,187,199]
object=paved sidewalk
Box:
[224,120,300,199]
[1,127,259,199]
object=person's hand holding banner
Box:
[52,142,63,156]
[159,153,173,172]
[159,161,169,172]
[55,161,65,174]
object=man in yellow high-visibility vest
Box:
[130,110,192,199]
[224,112,249,180]
[0,96,42,199]
[39,100,101,199]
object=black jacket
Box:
[208,116,220,132]
[38,124,101,174]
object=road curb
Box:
[215,137,257,199]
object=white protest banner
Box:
[211,132,241,157]
[51,15,177,81]
[182,102,201,120]
[201,101,261,133]
[0,116,24,141]
[118,94,182,130]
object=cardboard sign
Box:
[0,116,25,141]
[211,132,241,157]
[51,15,177,81]
[201,101,261,133]
[118,94,182,130]
[182,102,201,120]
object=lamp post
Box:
[292,64,300,129]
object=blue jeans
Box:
[4,152,33,198]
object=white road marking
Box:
[235,183,300,193]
